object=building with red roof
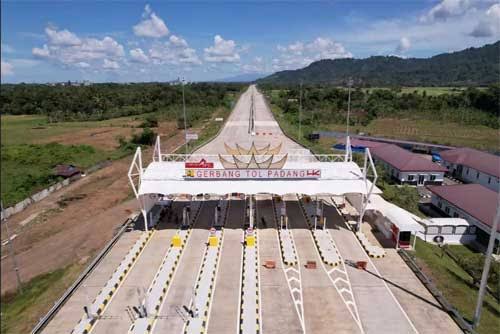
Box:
[427,184,499,251]
[440,147,500,192]
[370,144,448,185]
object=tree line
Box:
[0,82,245,122]
[260,84,500,129]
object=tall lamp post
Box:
[472,198,500,328]
[1,201,22,293]
[346,77,353,139]
[299,81,303,140]
[182,78,188,154]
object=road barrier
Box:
[31,214,136,334]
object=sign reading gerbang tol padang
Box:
[185,168,321,179]
[184,141,321,180]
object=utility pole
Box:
[182,78,188,154]
[346,77,353,139]
[472,197,500,328]
[299,81,303,140]
[1,201,22,293]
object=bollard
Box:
[172,235,182,248]
[208,235,218,247]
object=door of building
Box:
[418,174,425,185]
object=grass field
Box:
[412,239,499,334]
[0,263,85,334]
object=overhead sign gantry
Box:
[128,136,379,231]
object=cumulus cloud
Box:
[241,56,266,73]
[420,0,472,22]
[45,26,81,45]
[1,60,14,76]
[396,36,411,53]
[1,43,15,53]
[149,35,201,65]
[130,48,150,63]
[103,59,120,69]
[470,3,500,37]
[204,35,240,63]
[32,26,124,69]
[273,37,351,71]
[133,4,169,38]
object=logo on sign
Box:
[185,159,214,169]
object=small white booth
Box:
[417,218,476,245]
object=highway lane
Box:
[206,199,245,334]
[256,198,303,334]
[287,200,361,334]
[152,201,215,333]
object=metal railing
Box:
[158,153,345,163]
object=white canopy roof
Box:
[423,218,471,227]
[138,161,381,196]
[366,194,423,233]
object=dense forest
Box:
[262,84,500,129]
[0,82,245,123]
[259,41,500,86]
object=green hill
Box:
[258,41,500,86]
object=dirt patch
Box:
[0,130,185,294]
[39,127,138,150]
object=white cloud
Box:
[133,5,169,38]
[470,3,500,37]
[45,26,81,46]
[149,35,201,65]
[273,37,351,71]
[420,0,472,22]
[1,60,14,76]
[396,36,411,53]
[130,48,149,63]
[103,59,120,69]
[32,26,125,69]
[241,56,266,73]
[204,35,240,63]
[76,62,90,68]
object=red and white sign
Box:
[185,169,321,179]
[184,159,214,169]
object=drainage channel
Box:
[297,195,364,333]
[239,228,261,334]
[183,200,229,334]
[271,197,305,333]
[128,200,203,334]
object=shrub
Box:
[131,127,156,146]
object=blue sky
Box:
[1,1,499,83]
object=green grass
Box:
[1,263,84,334]
[0,114,144,146]
[412,239,500,334]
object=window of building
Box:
[427,226,439,234]
[408,174,415,181]
[468,226,477,234]
[442,226,454,234]
[430,174,436,181]
[453,212,459,218]
[445,206,450,214]
[488,177,491,184]
[438,201,442,209]
[476,172,480,179]
[466,168,469,175]
[455,226,467,234]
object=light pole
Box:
[346,77,353,139]
[472,198,500,328]
[299,81,303,140]
[182,78,188,154]
[1,201,22,293]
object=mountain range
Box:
[258,41,500,86]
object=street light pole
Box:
[182,78,188,154]
[472,197,500,328]
[1,201,22,293]
[346,77,353,139]
[299,81,303,140]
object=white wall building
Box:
[440,147,500,192]
[371,144,447,185]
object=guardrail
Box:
[159,153,345,163]
[30,216,136,334]
[398,249,476,334]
